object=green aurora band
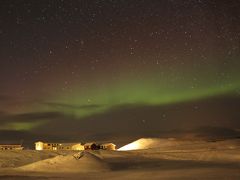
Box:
[46,68,240,118]
[6,61,240,131]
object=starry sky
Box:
[0,0,240,146]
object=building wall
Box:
[43,143,54,150]
[35,142,84,150]
[100,144,116,150]
[35,141,116,151]
[35,142,44,150]
[0,145,23,150]
[72,144,84,150]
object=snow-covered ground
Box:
[0,138,240,179]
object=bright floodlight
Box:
[118,141,141,151]
[118,138,155,151]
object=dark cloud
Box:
[43,102,104,110]
[0,95,239,147]
[11,112,63,122]
[193,126,240,139]
[0,130,74,149]
[34,95,240,142]
[0,111,63,126]
[0,94,26,103]
[0,95,12,101]
[0,111,10,125]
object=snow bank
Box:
[18,151,109,172]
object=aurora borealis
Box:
[0,1,240,145]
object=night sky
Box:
[0,0,240,146]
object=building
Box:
[0,144,23,150]
[84,142,116,150]
[100,143,116,150]
[35,141,117,151]
[84,142,99,150]
[35,141,84,151]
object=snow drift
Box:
[18,151,109,172]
